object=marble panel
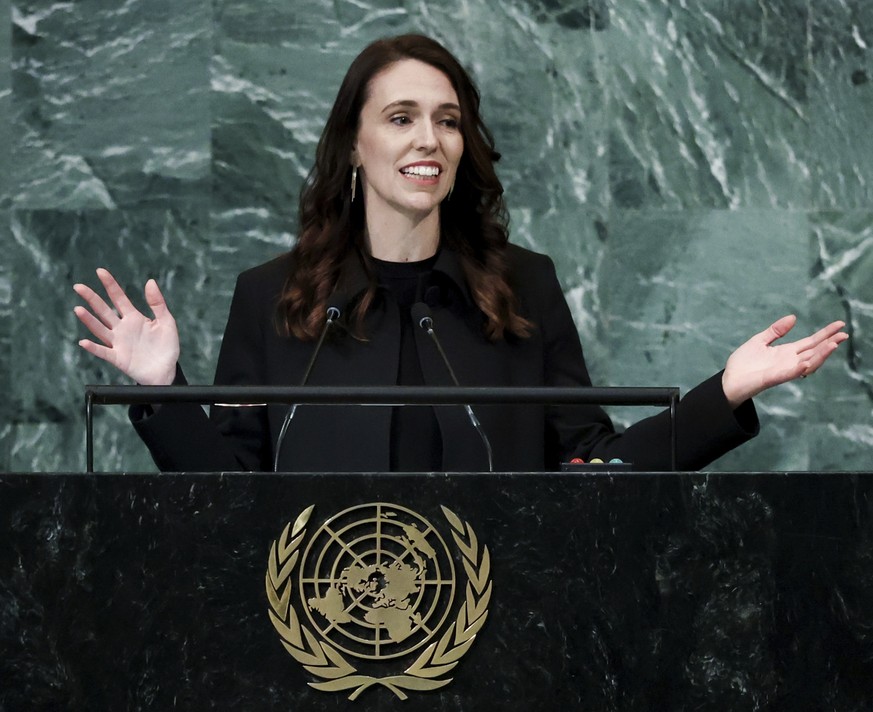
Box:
[809,0,873,208]
[0,0,9,208]
[601,0,810,209]
[0,217,10,472]
[512,0,609,32]
[599,209,812,471]
[807,211,873,470]
[10,0,211,210]
[447,3,607,213]
[1,1,9,469]
[9,206,216,472]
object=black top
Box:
[371,254,442,472]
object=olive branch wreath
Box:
[265,504,491,701]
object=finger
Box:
[73,282,120,327]
[799,336,846,375]
[760,314,797,347]
[73,305,114,345]
[797,328,849,357]
[77,338,120,367]
[96,268,139,317]
[789,320,847,355]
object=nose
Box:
[414,121,438,152]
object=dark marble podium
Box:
[3,471,873,711]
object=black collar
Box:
[336,246,474,308]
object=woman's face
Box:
[352,59,463,225]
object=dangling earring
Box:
[350,166,358,203]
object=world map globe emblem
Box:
[299,503,457,661]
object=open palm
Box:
[73,268,180,386]
[722,315,848,408]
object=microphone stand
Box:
[412,303,495,473]
[272,303,342,472]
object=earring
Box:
[350,166,357,203]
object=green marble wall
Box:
[2,0,870,473]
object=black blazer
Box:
[133,245,758,472]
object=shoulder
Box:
[231,251,296,306]
[504,242,555,271]
[503,243,561,297]
[221,251,295,323]
[236,251,294,290]
[500,243,573,336]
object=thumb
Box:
[144,279,172,320]
[761,314,797,346]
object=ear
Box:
[350,149,359,168]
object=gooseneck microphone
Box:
[273,294,346,471]
[411,302,494,473]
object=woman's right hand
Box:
[73,268,180,386]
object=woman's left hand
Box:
[721,315,849,408]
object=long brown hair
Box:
[279,34,532,341]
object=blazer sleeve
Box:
[535,254,759,470]
[130,273,272,472]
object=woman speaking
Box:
[73,35,847,473]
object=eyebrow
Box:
[381,100,462,113]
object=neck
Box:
[365,209,440,263]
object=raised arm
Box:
[721,314,848,408]
[73,268,180,386]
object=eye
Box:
[390,114,411,126]
[440,116,460,130]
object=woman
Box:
[73,35,847,473]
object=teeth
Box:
[402,165,440,177]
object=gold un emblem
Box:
[265,502,492,700]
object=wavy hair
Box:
[279,34,532,341]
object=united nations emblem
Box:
[265,503,491,700]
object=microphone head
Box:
[325,291,348,322]
[411,302,433,330]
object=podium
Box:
[3,470,873,710]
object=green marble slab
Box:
[11,0,211,210]
[807,211,873,470]
[600,209,813,471]
[0,0,9,208]
[0,216,9,472]
[1,0,9,468]
[602,0,809,209]
[809,0,873,208]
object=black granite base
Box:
[2,472,873,711]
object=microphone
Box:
[273,293,347,471]
[411,302,494,472]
